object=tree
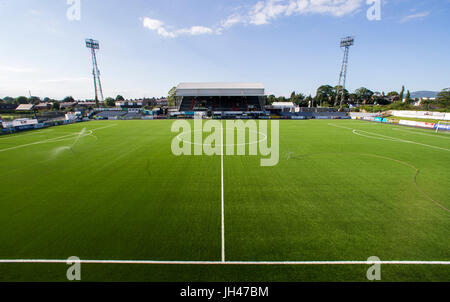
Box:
[277,96,287,102]
[421,99,433,111]
[333,85,350,107]
[436,88,450,108]
[305,95,314,107]
[2,96,14,104]
[297,95,308,107]
[399,85,405,102]
[290,91,296,102]
[315,85,334,106]
[405,90,411,104]
[355,87,374,105]
[116,95,125,101]
[28,96,41,105]
[105,97,115,107]
[267,94,276,104]
[289,91,306,106]
[374,95,390,105]
[52,102,60,110]
[373,92,390,105]
[62,96,75,103]
[167,86,176,107]
[15,96,28,104]
[387,91,399,102]
[348,93,358,105]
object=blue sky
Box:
[0,0,449,100]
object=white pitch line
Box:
[221,120,225,263]
[0,129,53,140]
[393,127,450,140]
[0,124,117,153]
[352,130,450,152]
[328,123,450,152]
[0,259,448,265]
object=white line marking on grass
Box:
[328,123,450,152]
[0,129,54,140]
[0,259,448,265]
[352,130,450,152]
[221,120,225,263]
[89,124,118,132]
[0,124,117,153]
[0,131,92,152]
[175,129,267,147]
[393,127,450,139]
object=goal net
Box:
[435,121,450,133]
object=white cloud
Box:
[249,0,289,25]
[178,26,213,36]
[142,17,163,31]
[143,1,363,38]
[220,14,245,29]
[399,11,430,23]
[143,17,213,38]
[248,0,363,25]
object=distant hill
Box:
[410,91,439,99]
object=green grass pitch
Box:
[0,119,449,281]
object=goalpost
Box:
[435,121,450,133]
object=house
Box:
[0,103,17,111]
[77,101,97,108]
[60,102,78,109]
[15,104,35,111]
[270,102,298,113]
[35,102,53,110]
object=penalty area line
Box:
[0,260,448,265]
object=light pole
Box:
[335,36,354,111]
[85,39,104,106]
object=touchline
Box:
[171,120,280,167]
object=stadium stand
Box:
[123,112,142,120]
[96,111,127,119]
[176,83,265,112]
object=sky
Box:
[0,0,449,100]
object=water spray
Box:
[70,128,87,153]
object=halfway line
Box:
[221,120,225,263]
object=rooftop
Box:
[176,82,265,97]
[16,104,35,111]
[177,82,264,90]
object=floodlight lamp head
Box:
[340,36,354,48]
[85,39,100,50]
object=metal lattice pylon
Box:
[85,39,104,104]
[335,36,354,109]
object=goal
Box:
[435,121,450,133]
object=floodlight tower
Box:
[85,39,104,105]
[335,36,354,109]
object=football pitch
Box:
[0,119,448,281]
